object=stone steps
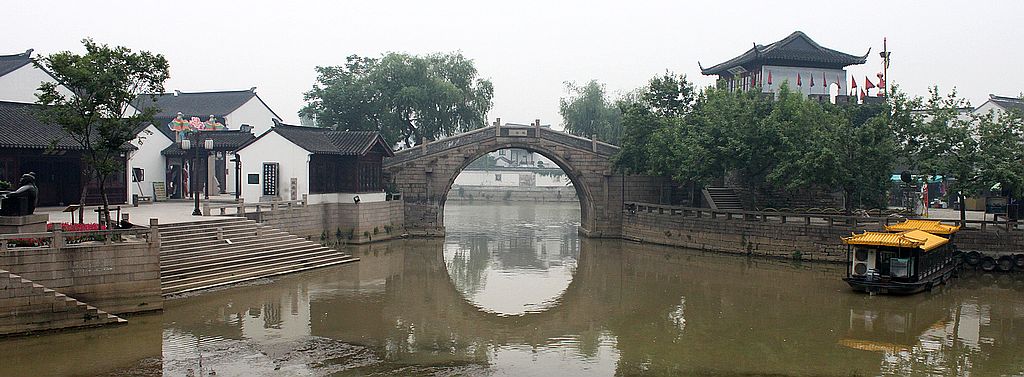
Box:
[158,219,358,296]
[0,270,124,336]
[705,187,744,211]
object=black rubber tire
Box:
[965,251,982,266]
[1015,254,1024,269]
[997,256,1015,272]
[981,257,997,272]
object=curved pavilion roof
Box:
[700,31,869,76]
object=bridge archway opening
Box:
[441,147,584,316]
[438,144,593,231]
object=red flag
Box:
[822,72,828,87]
[767,70,773,85]
[865,76,876,90]
[810,74,815,87]
[876,73,886,88]
[860,88,866,100]
[851,76,857,89]
[797,73,802,86]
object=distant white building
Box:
[454,169,570,188]
[974,94,1024,117]
[0,49,73,104]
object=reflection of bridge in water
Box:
[155,237,1024,375]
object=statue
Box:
[0,173,39,216]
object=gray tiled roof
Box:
[701,31,869,76]
[160,130,257,156]
[0,101,84,149]
[987,95,1024,113]
[260,123,394,156]
[0,50,33,78]
[133,89,255,120]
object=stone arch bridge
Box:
[384,123,666,238]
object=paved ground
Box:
[917,208,994,221]
[37,199,237,225]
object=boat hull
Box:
[844,258,962,295]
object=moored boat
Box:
[842,220,962,295]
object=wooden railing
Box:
[202,195,308,217]
[0,219,159,252]
[624,202,1024,232]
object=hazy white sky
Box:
[4,1,1022,127]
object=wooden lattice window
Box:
[262,162,279,196]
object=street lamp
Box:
[181,136,213,216]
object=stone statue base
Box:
[0,214,48,235]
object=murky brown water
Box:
[1,202,1023,376]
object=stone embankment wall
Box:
[255,200,405,244]
[621,204,867,262]
[447,186,578,202]
[622,202,1024,263]
[0,236,161,315]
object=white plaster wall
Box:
[236,131,309,203]
[535,172,571,187]
[128,124,173,199]
[974,101,1003,117]
[0,65,72,103]
[453,170,520,187]
[308,192,386,204]
[225,97,280,134]
[760,65,847,97]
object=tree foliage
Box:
[34,38,169,221]
[559,80,624,144]
[616,80,897,210]
[301,52,495,148]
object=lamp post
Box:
[181,136,213,216]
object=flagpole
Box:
[883,37,889,97]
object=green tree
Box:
[34,39,170,224]
[301,52,494,148]
[559,80,624,144]
[899,87,982,224]
[977,105,1024,198]
[614,73,698,175]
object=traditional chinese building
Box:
[235,122,394,204]
[700,31,869,101]
[0,101,129,207]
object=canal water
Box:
[1,201,1023,376]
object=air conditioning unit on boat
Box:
[852,248,875,276]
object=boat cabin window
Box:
[890,258,911,278]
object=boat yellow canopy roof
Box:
[884,219,960,235]
[842,230,949,252]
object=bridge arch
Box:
[384,124,625,237]
[437,142,594,230]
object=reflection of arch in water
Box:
[442,232,579,317]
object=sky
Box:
[3,1,1022,128]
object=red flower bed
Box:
[3,223,109,248]
[47,223,106,231]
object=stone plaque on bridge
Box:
[507,129,529,137]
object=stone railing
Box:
[385,125,622,166]
[0,219,159,252]
[203,195,309,217]
[625,202,1024,232]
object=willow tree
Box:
[301,52,494,148]
[35,39,169,224]
[559,80,624,144]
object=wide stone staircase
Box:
[703,187,744,211]
[158,217,358,296]
[0,269,124,336]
